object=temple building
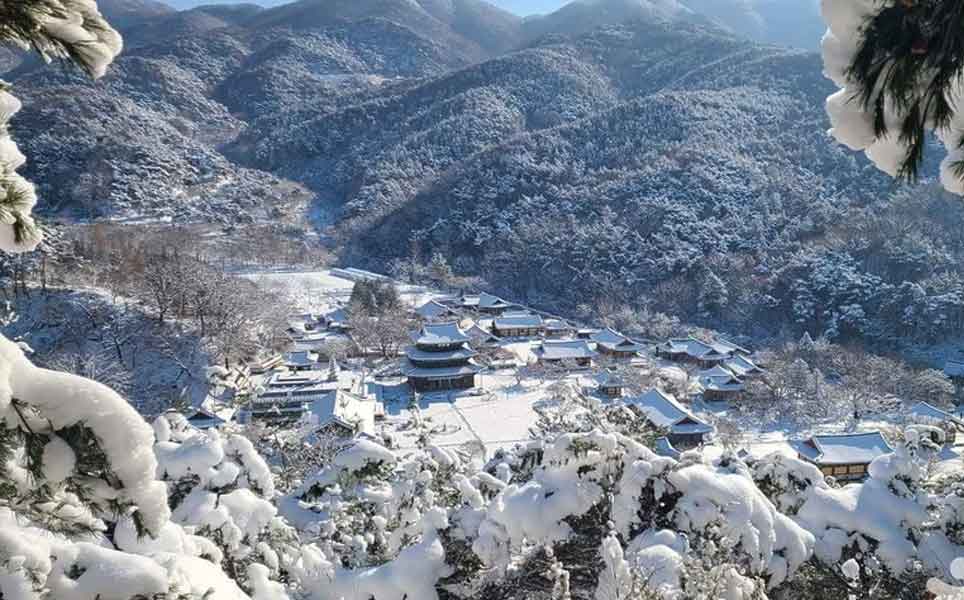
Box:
[404,322,482,392]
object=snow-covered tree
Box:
[821,0,964,193]
[152,412,312,594]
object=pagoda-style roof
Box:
[411,322,471,346]
[405,345,477,363]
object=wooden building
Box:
[591,328,645,359]
[404,322,482,393]
[478,292,514,315]
[596,371,627,398]
[493,312,545,338]
[536,340,598,368]
[795,432,892,481]
[629,389,713,449]
[698,365,745,402]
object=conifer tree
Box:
[822,0,964,193]
[0,0,121,251]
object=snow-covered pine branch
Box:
[821,0,964,194]
[0,0,121,252]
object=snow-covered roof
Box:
[591,328,646,353]
[478,292,512,309]
[908,401,964,428]
[591,328,626,345]
[661,338,720,359]
[466,323,501,344]
[283,351,318,368]
[184,407,225,429]
[709,337,750,356]
[459,295,480,307]
[796,432,893,466]
[258,371,353,400]
[416,300,456,319]
[323,307,350,327]
[537,340,598,361]
[944,359,964,377]
[595,370,626,388]
[628,389,713,435]
[404,345,477,362]
[494,312,544,329]
[402,363,483,379]
[412,322,471,346]
[544,318,573,331]
[698,365,744,392]
[654,436,681,460]
[310,391,378,436]
[722,354,763,377]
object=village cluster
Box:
[187,268,964,484]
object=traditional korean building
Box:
[404,322,482,392]
[283,350,320,372]
[493,312,545,338]
[698,365,745,402]
[478,292,514,315]
[416,300,459,321]
[466,323,502,346]
[591,328,645,359]
[795,431,892,481]
[722,354,764,378]
[544,318,576,339]
[535,340,598,367]
[247,371,355,422]
[249,353,283,374]
[908,401,964,444]
[595,370,627,398]
[310,390,381,438]
[321,307,351,332]
[629,389,713,449]
[655,337,741,367]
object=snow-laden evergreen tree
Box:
[152,412,315,596]
[0,0,121,251]
[821,0,964,193]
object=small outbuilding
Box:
[795,431,892,481]
[908,401,964,444]
[628,389,713,449]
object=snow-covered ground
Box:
[241,268,447,315]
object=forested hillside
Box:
[9,0,963,352]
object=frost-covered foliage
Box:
[0,333,255,599]
[0,0,121,252]
[280,439,467,600]
[795,431,964,594]
[821,0,964,194]
[153,413,312,594]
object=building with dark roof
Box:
[404,322,482,393]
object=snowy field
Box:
[242,268,446,314]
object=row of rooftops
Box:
[657,336,751,361]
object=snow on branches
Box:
[821,0,964,194]
[0,0,121,251]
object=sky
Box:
[488,0,568,15]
